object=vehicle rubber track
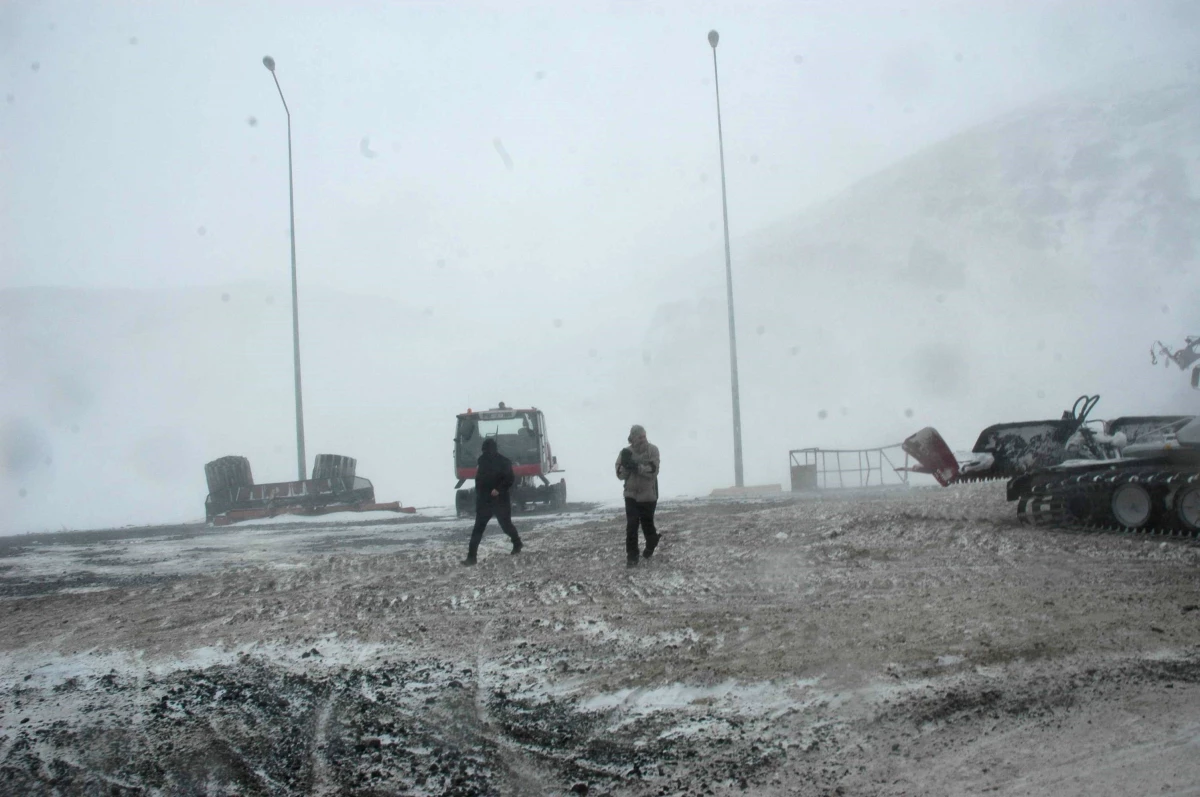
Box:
[1013,463,1200,537]
[954,473,1011,485]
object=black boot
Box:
[511,538,523,555]
[643,534,659,559]
[462,553,477,566]
[626,555,639,568]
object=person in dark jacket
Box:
[463,437,523,565]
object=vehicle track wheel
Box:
[313,454,356,481]
[1065,494,1091,523]
[1111,483,1152,529]
[1176,485,1200,534]
[549,480,566,510]
[204,456,254,494]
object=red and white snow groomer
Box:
[453,403,566,516]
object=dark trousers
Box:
[469,497,520,557]
[625,498,658,558]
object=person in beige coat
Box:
[615,424,661,567]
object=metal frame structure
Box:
[788,445,911,491]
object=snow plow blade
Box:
[901,427,960,486]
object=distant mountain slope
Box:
[639,80,1200,485]
[746,80,1200,295]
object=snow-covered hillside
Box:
[639,78,1200,480]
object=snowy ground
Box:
[1,484,1198,796]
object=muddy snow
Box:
[1,484,1198,796]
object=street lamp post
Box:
[262,55,307,481]
[707,30,744,488]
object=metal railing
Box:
[788,445,911,491]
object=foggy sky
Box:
[3,1,1200,532]
[5,1,1197,300]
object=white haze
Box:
[2,1,1200,532]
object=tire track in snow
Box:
[472,616,555,794]
[310,686,338,795]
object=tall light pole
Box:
[262,55,307,481]
[708,30,744,488]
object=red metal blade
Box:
[902,427,960,486]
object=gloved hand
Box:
[619,448,638,476]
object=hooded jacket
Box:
[475,438,515,505]
[615,426,660,502]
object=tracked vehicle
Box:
[453,403,566,516]
[204,454,411,525]
[903,397,1200,535]
[1008,415,1200,533]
